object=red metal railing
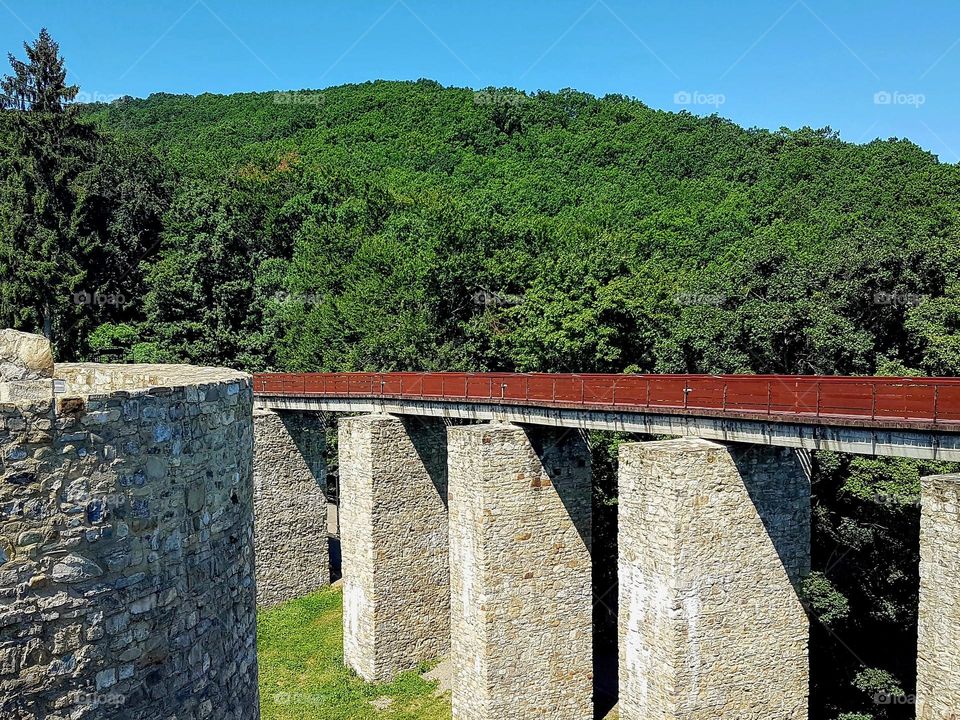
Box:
[252,372,960,427]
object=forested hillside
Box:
[80,82,960,382]
[5,53,960,719]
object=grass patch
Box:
[257,586,451,720]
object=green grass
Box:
[257,586,452,720]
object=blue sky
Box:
[2,0,958,161]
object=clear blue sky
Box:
[2,0,958,161]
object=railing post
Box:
[934,384,941,423]
[613,378,617,406]
[767,380,772,415]
[871,383,878,420]
[645,377,651,407]
[722,382,728,411]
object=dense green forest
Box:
[3,30,960,720]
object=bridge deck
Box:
[253,372,960,461]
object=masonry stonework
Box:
[0,332,258,720]
[339,413,449,682]
[917,472,960,720]
[252,409,328,607]
[618,438,810,720]
[447,422,593,720]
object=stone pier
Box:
[618,438,810,720]
[339,414,449,682]
[917,473,960,720]
[252,409,329,607]
[447,423,593,720]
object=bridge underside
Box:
[255,396,960,461]
[251,404,960,719]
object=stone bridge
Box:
[2,334,958,720]
[253,371,960,720]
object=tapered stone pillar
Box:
[339,414,449,682]
[917,473,960,719]
[448,423,593,720]
[618,438,810,720]
[252,409,329,607]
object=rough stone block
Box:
[448,422,592,720]
[618,438,810,720]
[0,329,54,382]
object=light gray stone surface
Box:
[917,473,960,720]
[0,339,258,720]
[0,330,53,382]
[339,414,449,682]
[618,438,810,720]
[448,422,593,720]
[252,410,329,607]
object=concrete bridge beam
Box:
[252,409,329,607]
[447,422,593,720]
[339,414,450,682]
[618,438,810,720]
[917,473,960,719]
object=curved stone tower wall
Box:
[0,338,259,720]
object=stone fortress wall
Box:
[0,330,259,720]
